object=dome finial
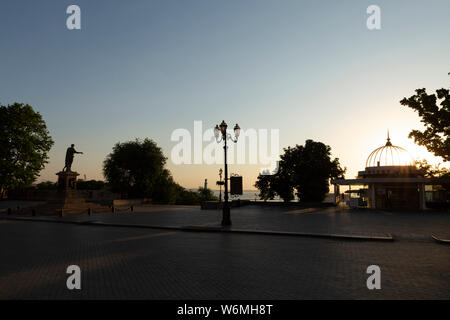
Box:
[385,129,392,146]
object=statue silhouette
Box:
[63,144,83,172]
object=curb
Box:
[181,226,394,241]
[1,216,394,242]
[431,234,450,244]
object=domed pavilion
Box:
[331,132,448,210]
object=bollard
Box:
[130,205,134,212]
[7,208,12,215]
[59,209,64,218]
[88,208,92,216]
[112,206,115,213]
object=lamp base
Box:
[221,205,232,226]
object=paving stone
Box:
[0,209,449,299]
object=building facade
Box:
[332,134,449,210]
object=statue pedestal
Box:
[56,171,79,192]
[18,172,109,216]
[46,171,90,215]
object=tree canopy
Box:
[35,181,57,190]
[0,103,54,191]
[415,159,449,178]
[102,138,218,204]
[103,139,168,198]
[254,174,278,201]
[400,88,450,161]
[76,179,106,190]
[255,140,345,202]
[415,159,450,191]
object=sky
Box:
[1,0,449,190]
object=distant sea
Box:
[207,190,334,203]
[189,189,265,200]
[213,190,269,201]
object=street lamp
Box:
[216,168,223,203]
[214,120,240,226]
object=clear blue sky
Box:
[1,0,449,189]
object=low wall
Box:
[201,199,251,210]
[112,199,144,207]
[249,201,336,208]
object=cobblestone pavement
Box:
[16,204,450,240]
[0,212,449,299]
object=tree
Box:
[150,169,179,204]
[254,174,277,201]
[270,170,295,202]
[103,138,219,204]
[0,103,54,191]
[284,140,345,202]
[197,187,218,202]
[254,140,345,202]
[103,139,168,198]
[35,181,57,190]
[400,88,450,161]
[76,179,106,190]
[415,159,450,191]
[175,187,200,205]
[415,159,449,178]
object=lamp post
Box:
[214,120,240,226]
[216,168,223,203]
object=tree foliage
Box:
[102,138,218,204]
[0,103,54,191]
[400,88,450,161]
[415,159,450,191]
[415,159,449,178]
[35,181,57,190]
[254,174,277,201]
[77,179,106,190]
[255,140,345,202]
[172,186,218,205]
[197,186,218,202]
[103,139,168,198]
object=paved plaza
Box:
[0,204,449,299]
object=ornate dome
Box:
[365,133,414,168]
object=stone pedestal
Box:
[45,171,90,215]
[16,171,109,216]
[56,171,79,192]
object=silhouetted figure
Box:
[63,144,83,172]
